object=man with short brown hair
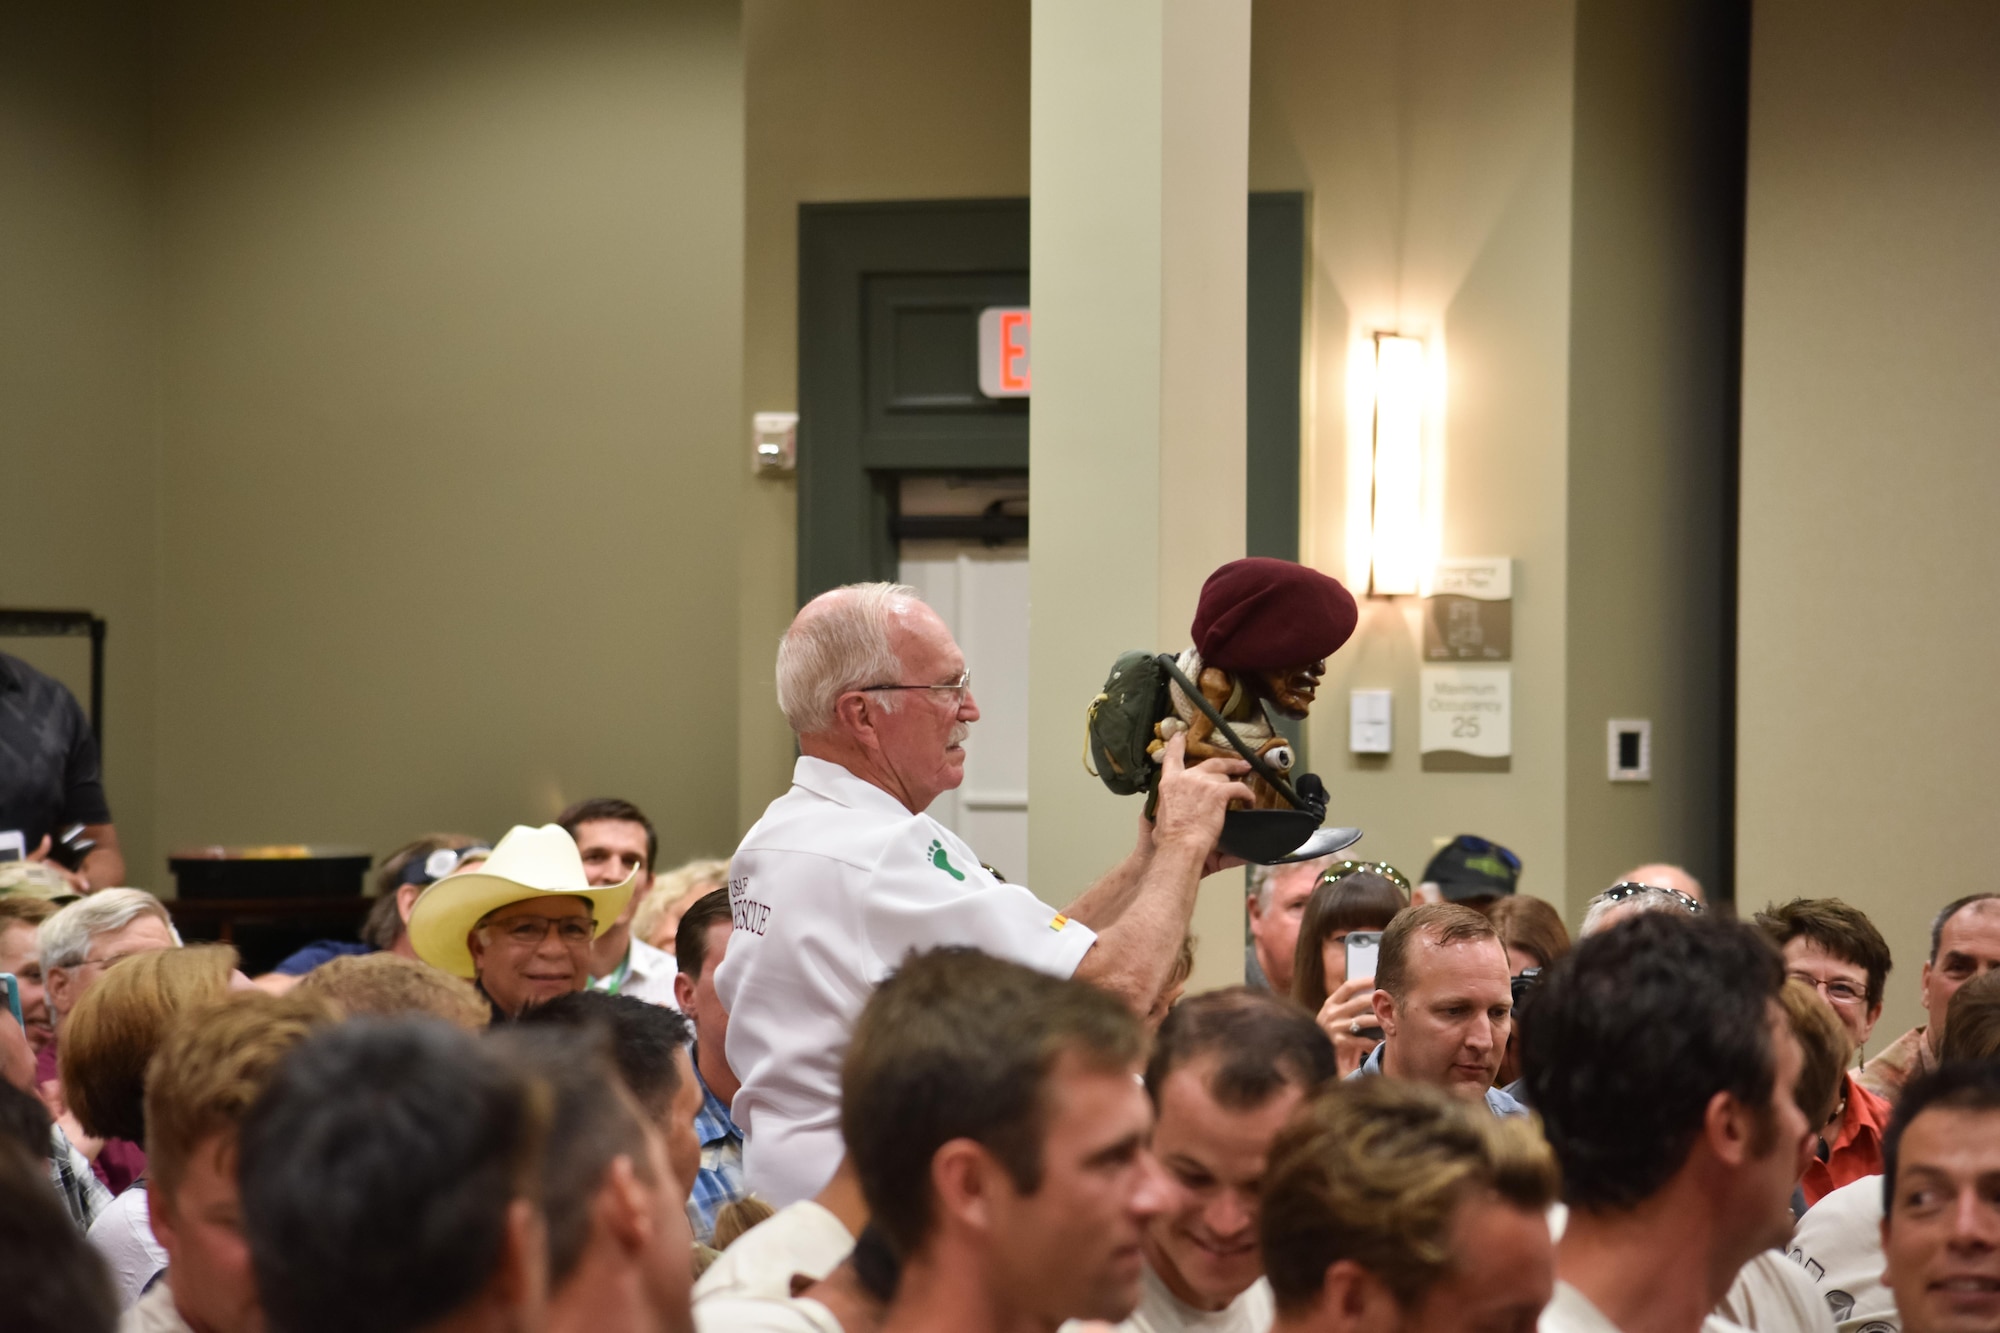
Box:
[1261,1077,1559,1333]
[488,1029,695,1333]
[1356,903,1523,1116]
[558,798,680,1009]
[1879,1063,2000,1333]
[1128,989,1339,1331]
[854,948,1164,1331]
[127,991,334,1333]
[1756,898,1896,1205]
[1525,913,1809,1333]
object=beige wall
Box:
[737,0,1031,826]
[6,0,747,886]
[1252,0,1580,909]
[0,3,162,882]
[1563,0,1744,908]
[1739,1,2000,1046]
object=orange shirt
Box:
[1801,1072,1892,1208]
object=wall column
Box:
[1028,0,1251,991]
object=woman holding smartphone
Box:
[1289,862,1409,1075]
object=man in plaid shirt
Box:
[675,888,746,1243]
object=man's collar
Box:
[792,755,922,819]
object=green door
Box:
[796,193,1306,601]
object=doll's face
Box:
[1254,660,1326,718]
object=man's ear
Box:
[833,692,885,748]
[673,972,697,1012]
[494,1197,550,1314]
[1372,990,1398,1040]
[44,966,71,1017]
[467,930,488,973]
[146,1182,180,1258]
[929,1138,997,1236]
[396,883,422,924]
[1319,1258,1402,1333]
[1703,1089,1754,1168]
[598,1156,651,1255]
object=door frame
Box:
[796,193,1308,602]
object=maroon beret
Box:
[1190,558,1358,672]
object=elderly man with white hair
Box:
[35,887,180,1196]
[716,581,1253,1206]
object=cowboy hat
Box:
[406,824,636,979]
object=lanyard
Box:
[590,949,633,996]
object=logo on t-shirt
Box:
[926,839,966,881]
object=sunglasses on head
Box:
[1318,860,1412,895]
[1599,881,1703,915]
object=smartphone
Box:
[0,831,24,864]
[1344,930,1383,986]
[0,974,20,1031]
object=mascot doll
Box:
[1086,557,1362,863]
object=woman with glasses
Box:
[1289,862,1409,1075]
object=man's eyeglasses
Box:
[1788,971,1869,1008]
[1319,860,1413,895]
[74,949,155,973]
[1599,881,1703,915]
[487,916,596,948]
[858,669,973,708]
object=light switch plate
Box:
[1350,689,1393,754]
[1608,719,1652,781]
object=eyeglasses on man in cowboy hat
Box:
[406,824,637,1017]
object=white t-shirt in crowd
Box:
[1061,1266,1276,1333]
[1791,1176,1896,1333]
[694,1296,844,1333]
[88,1185,169,1309]
[1542,1280,1752,1333]
[692,1199,856,1305]
[715,756,1098,1205]
[1719,1251,1838,1333]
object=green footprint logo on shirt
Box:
[927,839,966,881]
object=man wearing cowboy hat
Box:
[407,823,639,1020]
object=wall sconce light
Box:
[1367,333,1427,596]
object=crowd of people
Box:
[4,569,1999,1333]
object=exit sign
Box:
[978,307,1031,398]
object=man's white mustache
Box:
[948,723,971,748]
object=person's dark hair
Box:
[557,798,658,874]
[238,1020,550,1333]
[1146,987,1337,1109]
[1931,894,2000,964]
[1483,895,1571,973]
[486,1028,655,1288]
[371,834,487,900]
[0,1142,117,1333]
[1290,872,1406,1012]
[1376,903,1496,1003]
[674,888,733,983]
[514,990,691,1119]
[1754,897,1893,1011]
[0,1079,53,1164]
[1882,1060,2000,1214]
[841,947,1142,1256]
[1521,913,1783,1212]
[1941,969,2000,1063]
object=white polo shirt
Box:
[715,756,1098,1205]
